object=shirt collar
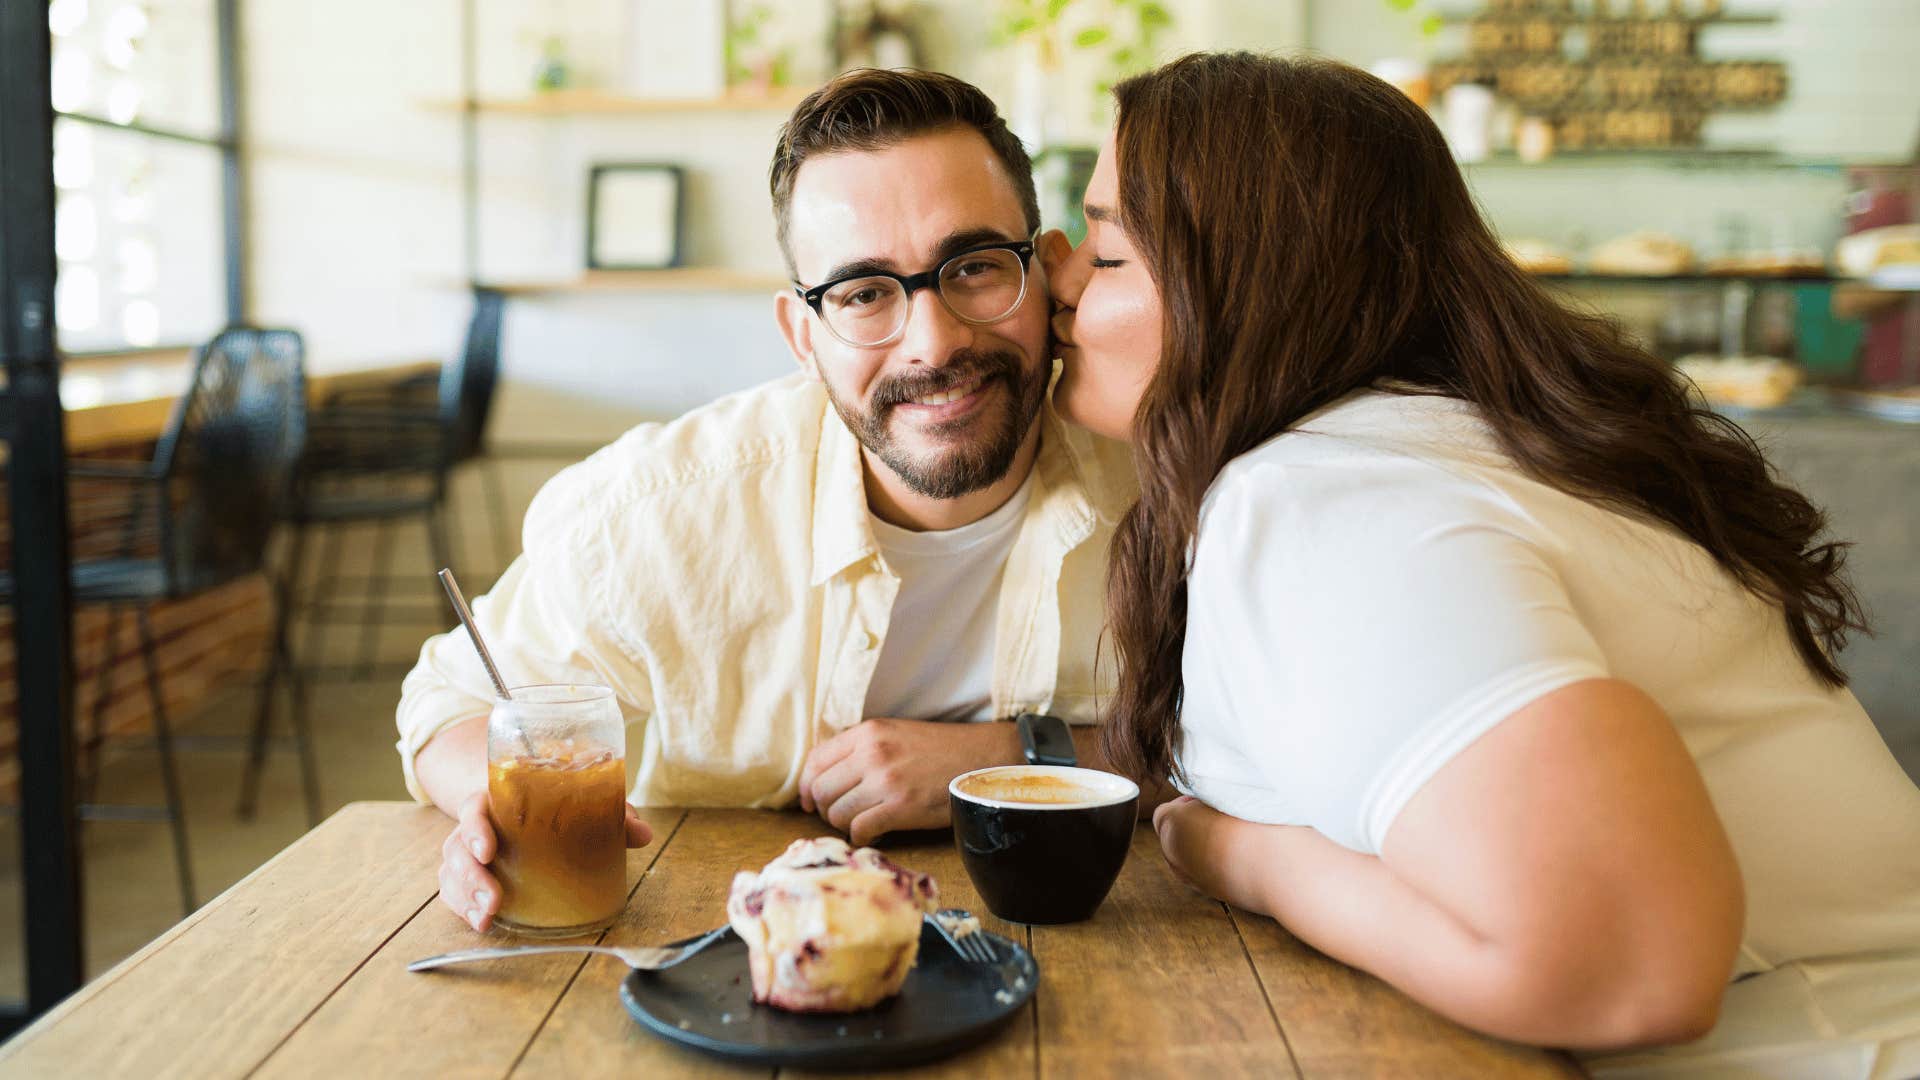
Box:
[811,400,878,585]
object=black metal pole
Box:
[0,0,86,1035]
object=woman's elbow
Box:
[1495,937,1734,1051]
[1605,972,1727,1048]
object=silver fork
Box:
[926,908,999,963]
[407,925,732,973]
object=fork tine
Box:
[926,909,998,963]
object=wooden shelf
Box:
[1528,270,1920,290]
[424,88,811,115]
[1435,10,1778,25]
[476,269,790,296]
[1534,270,1834,285]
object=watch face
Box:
[1020,713,1077,766]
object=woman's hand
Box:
[1152,794,1288,915]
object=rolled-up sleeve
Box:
[394,471,655,803]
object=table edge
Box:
[0,802,421,1060]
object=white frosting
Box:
[725,837,939,1012]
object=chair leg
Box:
[303,522,343,680]
[83,604,124,806]
[356,519,397,680]
[281,628,324,828]
[242,522,308,820]
[481,456,514,580]
[135,607,196,916]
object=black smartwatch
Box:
[1016,712,1077,767]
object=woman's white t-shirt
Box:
[1177,389,1920,1077]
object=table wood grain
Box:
[0,803,1584,1078]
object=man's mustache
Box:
[870,350,1019,410]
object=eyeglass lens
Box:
[820,247,1026,346]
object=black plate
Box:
[620,924,1037,1069]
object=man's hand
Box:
[437,791,656,932]
[797,718,1022,846]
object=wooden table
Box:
[58,352,440,451]
[0,803,1584,1078]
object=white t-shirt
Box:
[1178,389,1920,1077]
[862,472,1034,723]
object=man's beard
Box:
[824,348,1047,501]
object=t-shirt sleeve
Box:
[1187,458,1611,854]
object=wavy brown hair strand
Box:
[1098,52,1867,787]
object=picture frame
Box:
[586,163,685,270]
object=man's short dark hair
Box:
[769,68,1039,277]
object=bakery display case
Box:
[1475,155,1920,419]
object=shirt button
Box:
[856,628,878,651]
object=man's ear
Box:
[1036,228,1074,287]
[774,289,822,383]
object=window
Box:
[48,0,236,354]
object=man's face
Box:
[777,127,1051,501]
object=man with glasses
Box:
[399,68,1137,933]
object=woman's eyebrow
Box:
[1084,203,1116,223]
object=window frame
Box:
[53,0,244,358]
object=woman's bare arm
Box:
[1155,678,1744,1050]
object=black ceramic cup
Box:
[948,765,1139,925]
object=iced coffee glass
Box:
[487,684,627,937]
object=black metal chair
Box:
[0,326,311,916]
[237,290,508,816]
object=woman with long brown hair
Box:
[1043,52,1920,1074]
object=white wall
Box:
[244,0,468,367]
[242,0,1920,429]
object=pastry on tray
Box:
[1834,225,1920,279]
[1504,238,1575,275]
[1674,354,1801,410]
[726,837,939,1013]
[1590,231,1696,276]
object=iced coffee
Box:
[486,685,627,937]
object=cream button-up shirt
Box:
[395,370,1136,808]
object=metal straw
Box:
[438,568,513,702]
[437,568,538,759]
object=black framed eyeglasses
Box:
[793,232,1039,349]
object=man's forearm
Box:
[414,715,490,820]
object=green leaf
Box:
[1112,46,1138,67]
[1005,14,1038,35]
[1074,26,1110,47]
[1420,12,1443,35]
[1140,2,1173,28]
[1386,0,1417,10]
[1047,0,1073,21]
